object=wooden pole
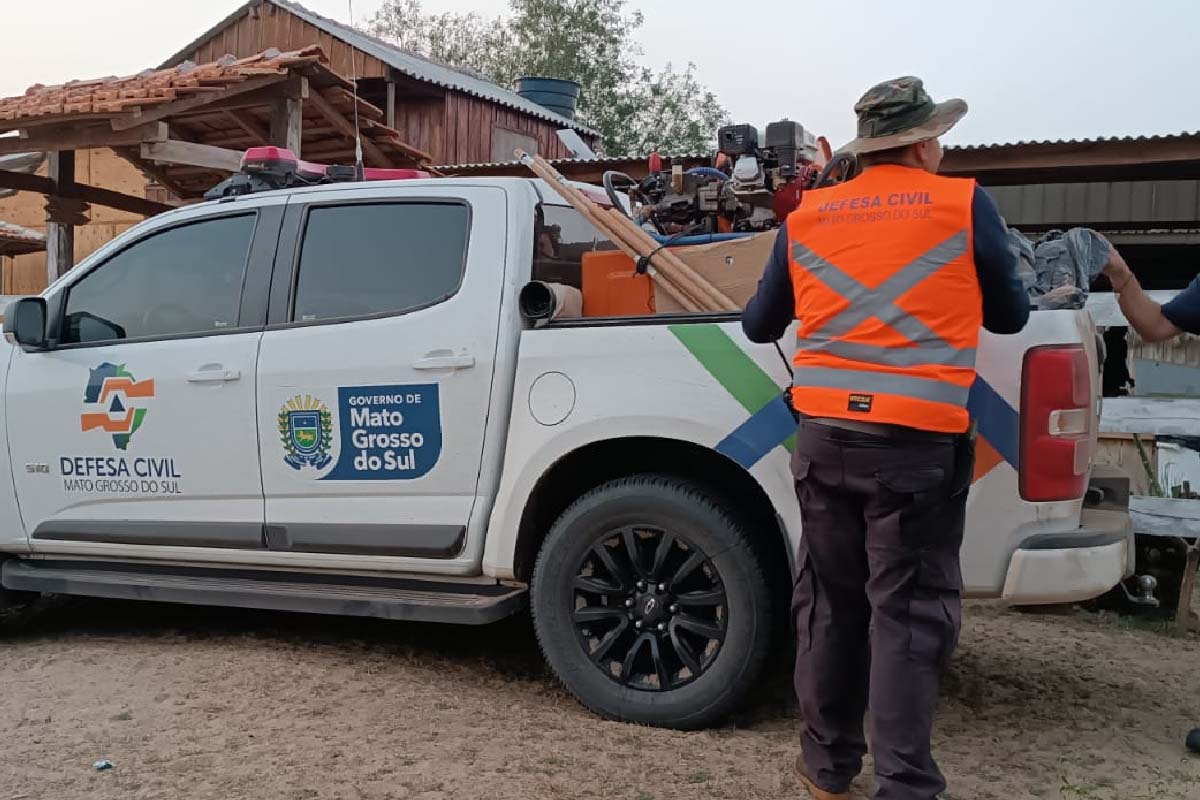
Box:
[1174,541,1199,636]
[519,151,738,312]
[520,157,702,311]
[46,151,75,285]
[385,80,397,130]
[270,77,307,157]
[601,207,741,312]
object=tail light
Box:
[1019,344,1094,502]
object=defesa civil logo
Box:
[80,363,155,450]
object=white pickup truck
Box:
[0,173,1132,729]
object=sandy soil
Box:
[1,598,1197,800]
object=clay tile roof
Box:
[0,46,433,197]
[0,45,328,122]
[0,221,47,256]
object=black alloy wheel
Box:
[572,525,727,691]
[531,474,774,730]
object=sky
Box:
[3,0,1198,152]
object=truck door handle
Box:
[187,365,241,383]
[412,351,475,371]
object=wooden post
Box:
[385,80,397,129]
[1174,542,1199,636]
[270,98,303,155]
[270,77,307,157]
[46,151,75,285]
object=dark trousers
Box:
[791,420,973,800]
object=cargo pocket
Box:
[790,549,815,654]
[908,551,962,668]
[875,463,947,496]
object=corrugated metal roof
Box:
[946,132,1200,151]
[440,133,1200,169]
[162,0,598,138]
[436,132,1200,178]
[271,0,598,137]
[435,154,710,171]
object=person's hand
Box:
[1101,240,1134,289]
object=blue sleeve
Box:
[740,226,795,343]
[1161,274,1200,335]
[972,186,1030,335]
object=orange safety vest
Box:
[786,165,982,434]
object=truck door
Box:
[255,185,507,573]
[6,200,282,553]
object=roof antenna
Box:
[347,0,364,178]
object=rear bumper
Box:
[1001,508,1134,605]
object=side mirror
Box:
[3,297,48,350]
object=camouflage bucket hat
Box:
[837,76,967,155]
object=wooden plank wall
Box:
[179,3,592,165]
[184,3,386,80]
[0,150,143,295]
[442,94,574,164]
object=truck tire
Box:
[531,474,773,730]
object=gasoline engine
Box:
[605,120,854,235]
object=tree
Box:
[365,0,729,155]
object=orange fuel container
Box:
[581,250,656,317]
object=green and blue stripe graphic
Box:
[671,323,1020,473]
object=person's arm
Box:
[971,186,1030,335]
[740,226,796,343]
[1103,248,1186,342]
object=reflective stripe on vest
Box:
[790,231,973,370]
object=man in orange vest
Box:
[743,77,1030,800]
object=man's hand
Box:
[1100,239,1183,342]
[1103,242,1134,291]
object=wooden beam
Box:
[270,98,303,155]
[140,140,243,172]
[307,89,392,167]
[224,111,270,146]
[0,169,174,216]
[113,148,191,200]
[0,122,168,156]
[385,80,396,129]
[46,152,75,284]
[268,77,306,156]
[109,74,288,131]
[0,170,50,195]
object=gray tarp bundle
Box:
[1006,226,1110,310]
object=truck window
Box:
[61,213,255,345]
[533,204,616,289]
[293,202,469,322]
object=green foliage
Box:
[366,0,729,155]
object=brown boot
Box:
[794,755,856,800]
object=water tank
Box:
[515,77,581,120]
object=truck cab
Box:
[0,172,1132,729]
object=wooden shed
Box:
[161,0,601,165]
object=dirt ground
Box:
[1,598,1197,800]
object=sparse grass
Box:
[686,772,711,784]
[113,710,132,721]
